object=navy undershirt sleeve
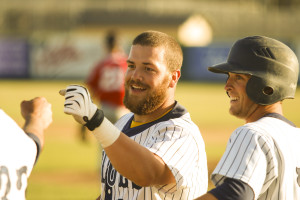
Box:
[26,133,42,165]
[209,178,254,200]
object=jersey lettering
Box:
[0,166,28,200]
[104,162,116,200]
[16,166,27,190]
[99,67,123,92]
[119,175,142,190]
[296,167,300,187]
[0,166,10,200]
[102,161,142,199]
[132,181,142,190]
[118,175,128,188]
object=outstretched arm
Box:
[104,132,175,186]
[60,85,175,187]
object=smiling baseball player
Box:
[195,36,300,200]
[60,31,208,200]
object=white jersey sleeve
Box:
[211,116,300,200]
[0,110,38,200]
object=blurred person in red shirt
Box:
[85,30,129,135]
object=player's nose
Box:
[129,67,143,82]
[224,75,234,91]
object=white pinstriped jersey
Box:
[0,109,37,200]
[100,102,208,200]
[211,114,300,199]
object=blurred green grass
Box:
[0,80,101,200]
[0,80,299,199]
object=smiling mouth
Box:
[227,92,238,102]
[229,96,239,103]
[131,84,146,91]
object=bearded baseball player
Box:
[195,36,300,200]
[60,31,208,199]
[0,97,52,199]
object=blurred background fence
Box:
[0,0,300,81]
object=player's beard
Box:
[123,77,169,115]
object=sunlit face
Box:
[225,72,259,119]
[123,45,171,115]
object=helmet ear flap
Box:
[246,76,281,105]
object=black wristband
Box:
[25,133,41,165]
[84,109,105,131]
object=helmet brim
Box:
[208,62,253,75]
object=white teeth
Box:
[230,97,238,101]
[132,85,145,90]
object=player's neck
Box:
[133,101,175,124]
[245,102,283,123]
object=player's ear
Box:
[169,70,181,88]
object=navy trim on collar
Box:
[263,113,296,127]
[122,101,188,137]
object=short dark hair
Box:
[132,30,183,72]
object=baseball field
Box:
[0,80,299,199]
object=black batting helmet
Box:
[208,36,299,105]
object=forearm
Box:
[23,118,45,148]
[60,85,175,186]
[91,114,175,186]
[104,133,175,187]
[20,97,52,149]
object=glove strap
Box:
[85,109,104,131]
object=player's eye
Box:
[145,67,154,72]
[127,64,135,69]
[235,75,243,80]
[230,74,244,81]
[235,74,251,81]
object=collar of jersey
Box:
[122,101,187,137]
[130,108,173,128]
[263,113,296,127]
